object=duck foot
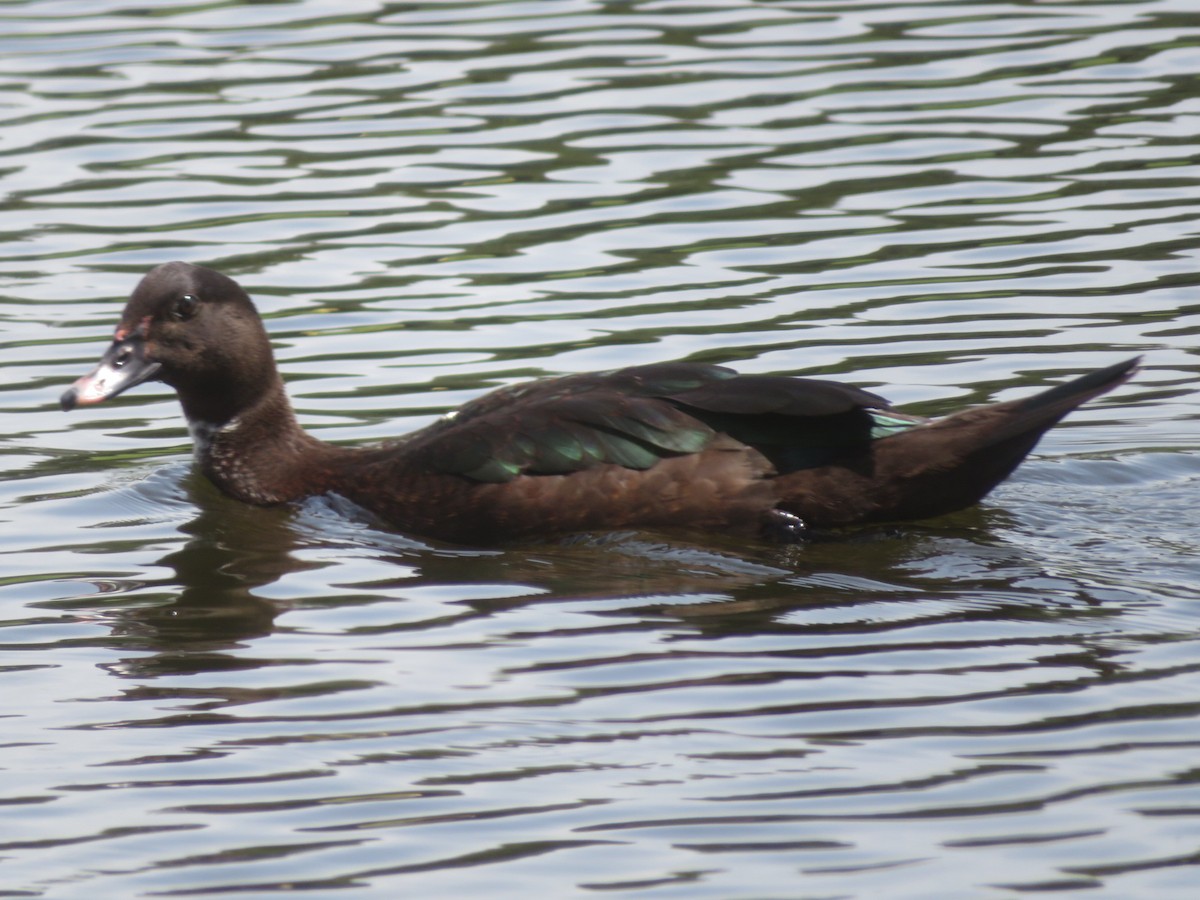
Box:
[763,509,808,543]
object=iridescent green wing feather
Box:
[417,362,908,483]
[419,364,735,482]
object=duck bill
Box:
[60,337,163,411]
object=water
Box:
[3,0,1200,896]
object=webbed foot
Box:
[763,509,808,543]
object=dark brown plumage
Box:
[61,262,1138,544]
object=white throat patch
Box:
[187,417,239,460]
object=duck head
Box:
[61,262,282,426]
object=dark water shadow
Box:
[82,462,1134,687]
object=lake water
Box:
[3,0,1200,896]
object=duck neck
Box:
[184,380,354,506]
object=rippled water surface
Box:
[4,0,1200,896]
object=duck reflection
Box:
[101,464,1101,681]
[99,470,799,667]
[98,475,296,677]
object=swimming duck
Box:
[61,262,1137,544]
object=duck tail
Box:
[964,355,1141,446]
[775,356,1139,526]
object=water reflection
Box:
[98,482,292,671]
[97,465,1143,691]
[95,472,799,664]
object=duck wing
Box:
[407,362,900,483]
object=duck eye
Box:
[170,294,199,321]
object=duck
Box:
[61,262,1138,545]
